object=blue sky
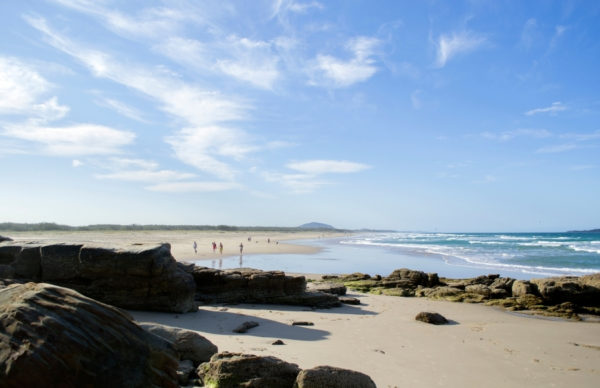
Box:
[1,0,599,232]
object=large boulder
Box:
[139,322,218,365]
[197,352,300,388]
[0,282,178,388]
[0,235,12,243]
[307,281,347,295]
[0,242,196,313]
[511,280,535,297]
[294,366,376,388]
[383,268,439,288]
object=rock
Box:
[490,288,509,299]
[385,268,438,288]
[339,296,360,305]
[418,286,464,298]
[415,311,449,325]
[512,280,535,297]
[307,281,347,295]
[272,339,285,345]
[465,284,492,297]
[531,276,600,306]
[0,282,178,387]
[193,267,341,308]
[340,273,371,282]
[490,277,515,291]
[292,321,314,326]
[139,322,218,364]
[177,359,195,385]
[294,365,376,388]
[233,321,260,333]
[0,235,12,243]
[0,241,197,313]
[197,352,300,388]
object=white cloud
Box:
[435,31,486,68]
[0,56,50,113]
[72,159,82,167]
[145,181,241,192]
[3,123,135,155]
[286,160,370,174]
[262,171,330,194]
[311,37,381,87]
[525,101,567,116]
[108,157,159,170]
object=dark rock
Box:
[197,352,300,388]
[177,359,195,386]
[307,281,347,295]
[233,321,260,333]
[272,339,285,345]
[339,296,360,305]
[417,286,463,298]
[0,282,178,387]
[415,311,449,325]
[490,277,515,292]
[139,322,218,364]
[340,273,371,282]
[0,241,196,313]
[292,321,314,326]
[385,268,434,288]
[294,365,376,388]
[0,235,12,243]
[531,275,600,306]
[465,284,491,297]
[490,288,510,299]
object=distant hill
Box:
[298,222,335,230]
[567,228,600,233]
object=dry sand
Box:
[131,292,600,388]
[2,230,344,262]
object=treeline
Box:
[0,222,349,233]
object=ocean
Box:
[201,232,600,280]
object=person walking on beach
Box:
[219,242,223,254]
[193,241,197,254]
[239,242,244,255]
[212,241,217,253]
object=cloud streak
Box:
[525,101,567,116]
[435,31,486,68]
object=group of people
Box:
[193,241,223,254]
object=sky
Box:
[0,0,599,232]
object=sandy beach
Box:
[4,230,599,386]
[131,290,600,388]
[2,230,345,262]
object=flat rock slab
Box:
[295,365,376,388]
[292,321,314,326]
[339,296,360,305]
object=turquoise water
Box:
[196,232,600,280]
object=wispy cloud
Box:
[95,97,148,123]
[262,171,330,194]
[481,129,552,141]
[535,143,577,154]
[525,101,567,116]
[286,159,370,174]
[4,123,135,155]
[289,1,324,13]
[310,36,381,87]
[435,31,486,68]
[145,181,242,193]
[96,169,195,182]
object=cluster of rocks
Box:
[321,268,600,319]
[0,282,376,387]
[0,241,344,312]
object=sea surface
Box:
[198,232,600,280]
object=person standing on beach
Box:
[239,242,244,255]
[219,242,223,254]
[212,241,216,253]
[193,241,197,254]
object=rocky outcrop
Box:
[197,352,300,388]
[294,366,376,388]
[307,281,347,295]
[332,268,600,319]
[0,241,196,313]
[0,235,12,243]
[0,282,179,388]
[193,267,341,308]
[139,322,218,365]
